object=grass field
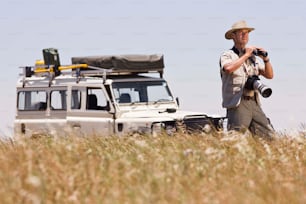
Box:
[0,132,305,204]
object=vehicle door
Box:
[67,85,114,136]
[47,87,68,136]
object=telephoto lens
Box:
[245,75,272,98]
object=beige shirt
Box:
[220,49,265,108]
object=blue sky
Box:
[1,0,306,134]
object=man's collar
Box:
[231,46,245,56]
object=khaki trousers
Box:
[226,98,274,138]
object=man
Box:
[219,20,274,138]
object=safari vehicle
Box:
[14,48,224,137]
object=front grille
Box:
[183,115,213,133]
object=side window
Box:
[71,89,81,110]
[51,90,67,110]
[18,91,47,111]
[86,88,108,110]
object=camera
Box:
[245,75,272,98]
[253,49,268,57]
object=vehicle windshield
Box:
[112,80,173,104]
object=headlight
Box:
[202,124,212,133]
[165,125,176,136]
[152,122,163,137]
[152,122,176,136]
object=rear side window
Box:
[51,90,67,110]
[18,91,47,111]
[71,89,81,110]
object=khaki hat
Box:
[225,20,255,40]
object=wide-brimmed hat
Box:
[225,20,255,40]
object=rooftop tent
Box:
[71,54,164,73]
[71,55,113,69]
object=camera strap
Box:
[230,47,258,98]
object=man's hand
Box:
[255,47,269,61]
[245,46,257,57]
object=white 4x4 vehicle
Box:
[14,48,224,137]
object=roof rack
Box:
[20,61,164,86]
[20,62,163,78]
[19,49,165,86]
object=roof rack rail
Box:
[20,63,163,77]
[20,64,164,87]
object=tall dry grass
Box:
[0,132,305,204]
